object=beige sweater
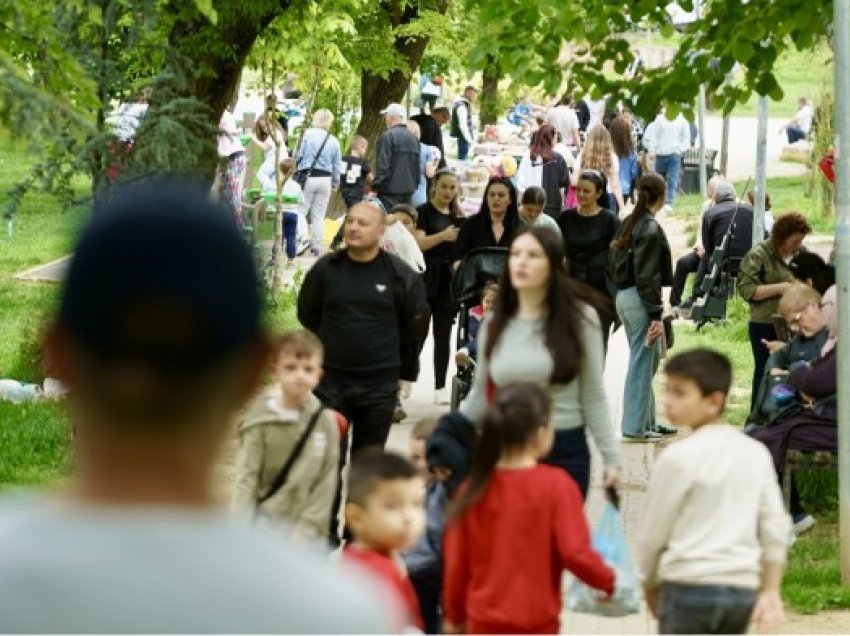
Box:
[639,423,791,590]
[232,390,339,540]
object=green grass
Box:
[733,44,832,118]
[0,132,298,488]
[670,175,836,237]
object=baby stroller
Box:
[449,247,508,410]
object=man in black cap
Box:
[0,182,389,633]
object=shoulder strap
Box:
[306,132,331,176]
[257,406,325,507]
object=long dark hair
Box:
[611,173,666,251]
[448,383,552,521]
[529,124,556,163]
[485,226,601,384]
[479,176,520,226]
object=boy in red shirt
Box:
[343,449,426,630]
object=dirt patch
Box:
[782,610,850,634]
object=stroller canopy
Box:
[451,247,508,303]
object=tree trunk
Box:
[480,58,502,126]
[354,0,447,163]
[130,2,292,181]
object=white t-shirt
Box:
[0,496,394,633]
[796,103,814,134]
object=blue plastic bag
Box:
[565,503,641,617]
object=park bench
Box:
[782,448,838,512]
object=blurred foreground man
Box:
[0,182,391,633]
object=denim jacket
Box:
[295,127,341,187]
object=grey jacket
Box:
[373,124,420,196]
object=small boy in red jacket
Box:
[343,449,426,631]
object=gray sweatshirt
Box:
[459,304,620,468]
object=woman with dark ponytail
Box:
[443,383,615,634]
[458,226,620,498]
[610,173,674,442]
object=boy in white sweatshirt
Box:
[639,348,791,634]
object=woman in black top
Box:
[452,176,520,268]
[558,170,621,348]
[610,173,674,442]
[415,168,466,404]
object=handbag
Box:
[255,406,325,514]
[293,131,331,188]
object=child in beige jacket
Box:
[232,330,339,541]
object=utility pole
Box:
[833,0,850,586]
[753,96,768,247]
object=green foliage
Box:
[468,0,833,121]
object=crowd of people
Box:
[0,77,838,636]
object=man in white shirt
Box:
[0,184,392,634]
[544,94,582,149]
[642,109,691,211]
[780,97,814,144]
[450,85,478,160]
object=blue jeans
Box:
[616,287,660,436]
[541,427,590,499]
[283,211,298,258]
[457,137,470,160]
[654,153,682,205]
[659,583,756,634]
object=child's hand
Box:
[442,620,464,634]
[442,225,460,242]
[752,590,785,633]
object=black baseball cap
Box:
[58,181,262,371]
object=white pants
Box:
[257,158,276,192]
[301,176,332,245]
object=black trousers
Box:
[377,192,411,213]
[316,371,399,545]
[427,293,456,391]
[748,321,778,412]
[316,371,398,453]
[541,427,591,499]
[670,251,702,307]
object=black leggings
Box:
[428,293,456,391]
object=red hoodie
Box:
[443,464,614,634]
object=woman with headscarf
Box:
[753,285,837,537]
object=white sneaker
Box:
[434,388,449,405]
[793,513,816,536]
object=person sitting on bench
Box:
[752,285,836,537]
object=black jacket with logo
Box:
[297,249,429,382]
